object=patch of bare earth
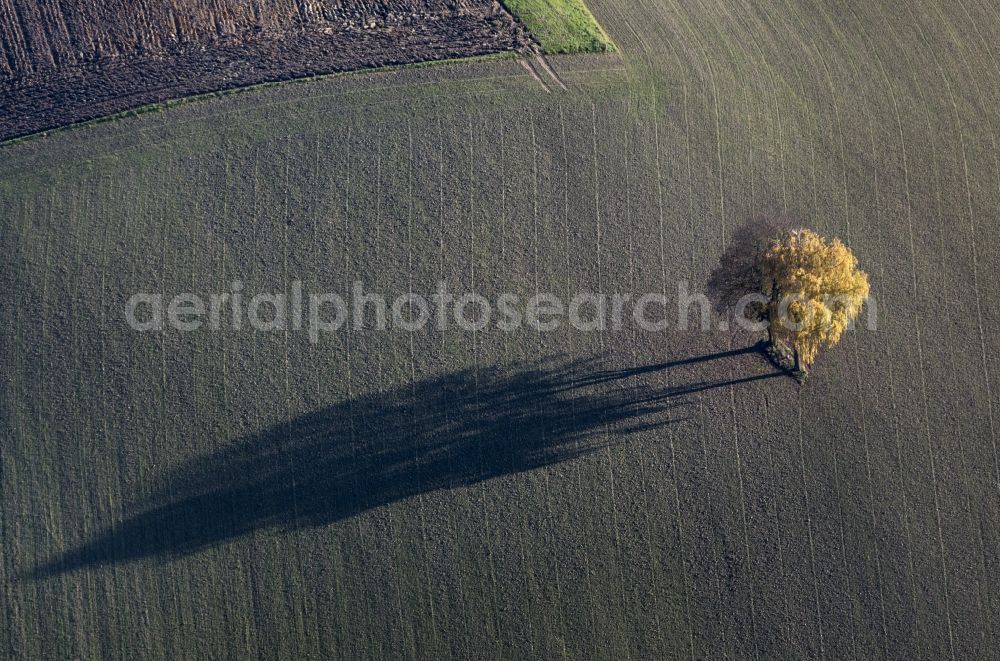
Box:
[0,0,532,141]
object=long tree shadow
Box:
[33,348,787,577]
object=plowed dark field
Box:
[0,0,530,141]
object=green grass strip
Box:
[501,0,614,54]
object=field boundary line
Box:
[0,70,619,183]
[0,56,624,163]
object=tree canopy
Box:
[760,228,870,370]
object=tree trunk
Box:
[766,284,780,348]
[793,347,801,373]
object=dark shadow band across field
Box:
[32,344,785,578]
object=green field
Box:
[3,0,1000,659]
[504,0,614,52]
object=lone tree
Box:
[760,228,870,372]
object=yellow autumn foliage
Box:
[760,228,870,369]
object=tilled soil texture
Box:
[0,0,532,141]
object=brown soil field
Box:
[0,0,530,141]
